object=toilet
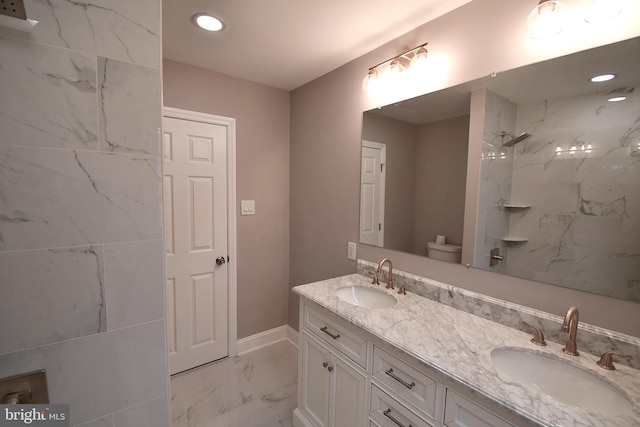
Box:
[427,242,462,263]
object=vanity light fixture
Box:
[193,13,225,32]
[527,0,567,40]
[607,96,627,102]
[590,74,616,83]
[584,0,624,23]
[362,42,428,95]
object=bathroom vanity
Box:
[292,263,640,427]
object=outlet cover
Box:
[347,242,356,260]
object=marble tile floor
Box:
[170,340,298,427]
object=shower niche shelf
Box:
[503,204,531,209]
[501,236,528,243]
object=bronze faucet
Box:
[561,306,579,356]
[597,352,633,370]
[377,258,394,290]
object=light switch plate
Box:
[347,242,356,260]
[241,200,255,215]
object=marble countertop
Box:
[293,273,640,427]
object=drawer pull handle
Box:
[383,408,412,427]
[320,326,340,340]
[385,368,416,389]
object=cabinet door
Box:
[332,354,368,427]
[301,334,332,427]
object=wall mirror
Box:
[359,36,640,303]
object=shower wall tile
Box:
[0,36,98,150]
[0,147,162,251]
[0,246,106,355]
[98,58,161,155]
[474,90,516,270]
[113,396,169,427]
[104,240,164,330]
[0,320,168,426]
[0,0,159,68]
[505,88,640,301]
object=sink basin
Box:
[335,286,396,309]
[491,348,633,413]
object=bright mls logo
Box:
[0,405,69,426]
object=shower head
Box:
[500,131,532,147]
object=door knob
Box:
[216,256,226,266]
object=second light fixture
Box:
[362,43,428,95]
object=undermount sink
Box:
[335,286,397,309]
[491,348,633,413]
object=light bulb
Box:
[409,47,428,70]
[585,0,624,23]
[527,0,566,40]
[388,58,406,75]
[362,69,380,94]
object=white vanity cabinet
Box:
[295,299,522,427]
[296,305,369,427]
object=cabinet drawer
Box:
[303,303,368,368]
[372,346,437,420]
[370,385,434,427]
[444,390,515,427]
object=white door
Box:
[163,116,228,375]
[359,141,386,246]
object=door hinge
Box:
[380,163,385,173]
[378,223,382,231]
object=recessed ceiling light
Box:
[193,13,224,32]
[590,74,615,83]
[607,96,626,102]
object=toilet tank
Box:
[427,242,462,264]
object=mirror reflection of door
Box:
[360,140,386,246]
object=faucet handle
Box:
[521,322,547,346]
[369,271,379,285]
[597,352,633,370]
[397,284,409,295]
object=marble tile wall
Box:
[474,90,517,271]
[507,87,640,302]
[0,0,169,426]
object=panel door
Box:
[360,141,385,246]
[163,116,228,375]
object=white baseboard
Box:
[236,324,298,356]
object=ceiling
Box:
[162,0,473,91]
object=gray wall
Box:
[163,59,291,339]
[0,0,169,425]
[362,113,417,252]
[289,0,640,336]
[413,115,469,254]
